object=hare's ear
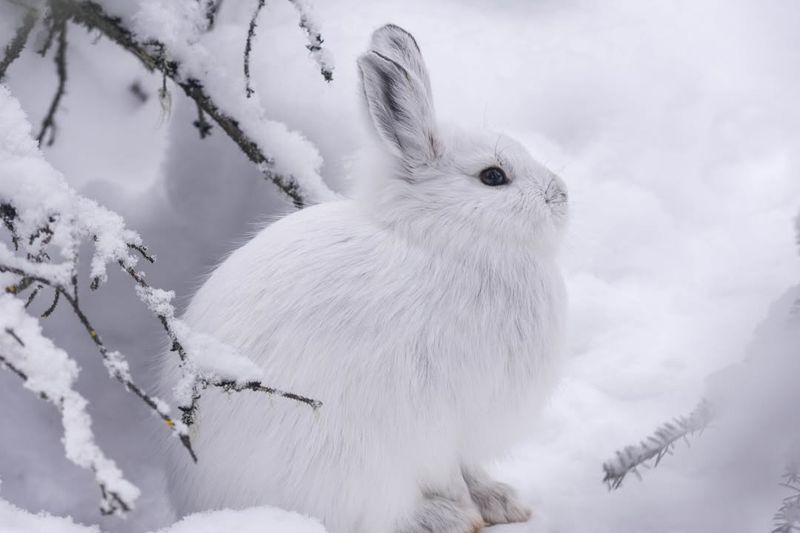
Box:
[358,49,438,163]
[369,24,432,103]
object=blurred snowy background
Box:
[1,0,799,531]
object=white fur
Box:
[163,24,568,533]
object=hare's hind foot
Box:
[462,466,532,525]
[397,493,484,533]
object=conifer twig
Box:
[602,399,714,489]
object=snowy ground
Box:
[1,0,799,532]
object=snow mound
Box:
[0,497,100,533]
[154,506,327,533]
[0,495,327,533]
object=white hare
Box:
[163,24,568,533]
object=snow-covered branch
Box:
[49,0,334,208]
[0,84,198,462]
[602,209,800,528]
[125,263,321,428]
[602,399,714,489]
[0,85,320,514]
[0,296,139,515]
[1,0,336,206]
[287,0,334,82]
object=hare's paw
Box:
[462,467,531,525]
[470,480,531,525]
[398,494,484,533]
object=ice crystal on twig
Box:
[602,400,714,490]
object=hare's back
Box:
[182,199,418,373]
[168,200,449,512]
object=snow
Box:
[170,320,264,384]
[0,497,100,533]
[152,506,326,533]
[0,495,324,533]
[103,350,132,382]
[133,281,273,406]
[1,0,799,532]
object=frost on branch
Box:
[244,0,334,99]
[602,399,713,490]
[773,463,800,533]
[0,296,139,515]
[0,83,195,488]
[602,211,800,528]
[132,282,321,427]
[0,86,320,514]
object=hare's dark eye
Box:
[479,166,508,187]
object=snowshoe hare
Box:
[164,23,568,533]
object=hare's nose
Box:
[544,175,568,205]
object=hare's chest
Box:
[431,260,565,376]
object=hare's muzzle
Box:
[544,176,568,206]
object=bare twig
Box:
[202,0,224,31]
[41,287,59,317]
[192,100,212,138]
[37,14,68,146]
[0,350,29,381]
[37,7,57,56]
[243,0,265,98]
[216,379,322,409]
[4,326,25,346]
[24,284,42,307]
[97,483,130,516]
[0,6,37,81]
